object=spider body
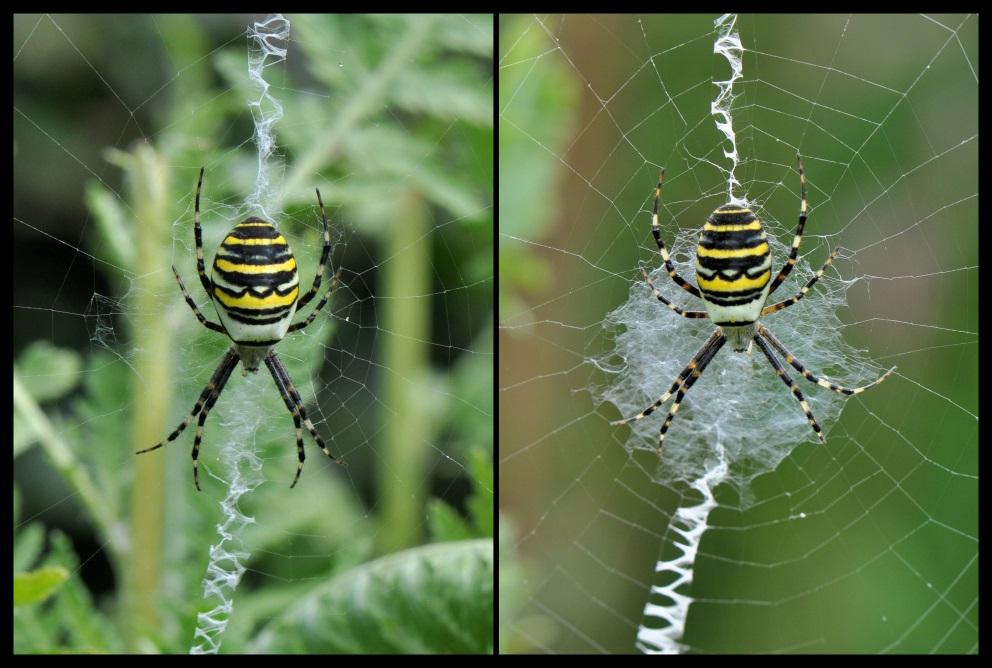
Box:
[137,168,342,490]
[614,155,895,454]
[695,205,771,341]
[210,218,301,371]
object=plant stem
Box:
[124,145,172,644]
[377,190,431,553]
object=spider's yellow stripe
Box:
[697,269,770,292]
[222,234,288,246]
[235,221,272,227]
[696,242,769,259]
[215,257,297,274]
[703,221,762,232]
[214,285,299,309]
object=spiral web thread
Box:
[189,14,291,655]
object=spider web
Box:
[14,13,492,653]
[499,14,976,654]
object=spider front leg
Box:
[650,170,703,299]
[179,167,226,334]
[752,334,824,443]
[761,248,838,317]
[766,154,808,297]
[288,270,341,333]
[757,324,896,394]
[172,265,226,334]
[295,188,332,311]
[193,167,213,297]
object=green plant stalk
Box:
[123,145,172,644]
[279,15,438,203]
[12,372,126,562]
[377,190,431,553]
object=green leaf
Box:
[14,342,83,457]
[426,448,492,543]
[498,14,579,242]
[249,539,493,654]
[344,125,485,221]
[294,14,371,91]
[15,341,82,404]
[391,62,493,126]
[47,531,121,652]
[85,180,134,271]
[14,606,54,653]
[13,412,36,458]
[445,324,495,459]
[14,522,45,573]
[70,351,130,492]
[434,15,493,58]
[467,447,493,537]
[14,566,69,607]
[427,499,474,542]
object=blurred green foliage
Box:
[498,15,579,328]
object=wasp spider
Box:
[137,168,343,490]
[613,155,895,455]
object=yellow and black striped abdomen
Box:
[695,206,771,325]
[211,218,300,347]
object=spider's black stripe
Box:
[218,302,295,318]
[225,222,284,240]
[702,290,768,306]
[213,283,299,300]
[216,244,292,264]
[233,338,283,347]
[222,310,293,326]
[212,267,297,288]
[697,231,766,251]
[696,254,769,273]
[699,283,767,299]
[215,251,293,267]
[706,207,758,225]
